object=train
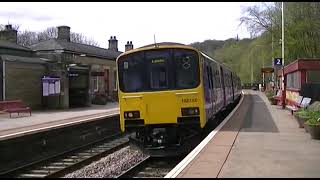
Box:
[116,42,241,156]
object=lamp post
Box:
[251,44,267,88]
[281,2,285,109]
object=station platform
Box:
[0,102,119,139]
[166,90,320,178]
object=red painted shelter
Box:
[277,58,320,106]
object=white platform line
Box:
[165,90,245,178]
[0,112,119,140]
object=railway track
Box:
[116,98,240,178]
[1,133,131,178]
[117,156,183,178]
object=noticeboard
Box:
[42,76,60,96]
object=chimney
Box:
[0,24,18,43]
[108,36,118,51]
[125,41,134,52]
[57,26,70,42]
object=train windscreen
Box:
[118,48,200,92]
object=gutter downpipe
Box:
[2,59,5,100]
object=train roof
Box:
[117,42,198,57]
[200,51,234,74]
[139,42,186,48]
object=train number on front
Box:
[182,98,197,103]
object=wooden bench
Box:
[286,97,311,115]
[273,90,282,104]
[0,100,32,118]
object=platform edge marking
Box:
[165,90,245,178]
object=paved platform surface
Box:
[0,102,119,137]
[177,90,320,178]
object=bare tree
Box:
[239,3,280,38]
[1,24,100,47]
[17,30,38,47]
[70,32,99,46]
[0,23,20,31]
[37,27,57,42]
[36,27,100,46]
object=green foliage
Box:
[295,109,312,119]
[240,2,320,64]
[191,2,320,84]
[296,109,320,123]
[265,90,274,98]
[190,39,225,58]
[305,111,320,126]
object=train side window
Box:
[215,70,220,88]
[206,65,211,89]
[209,66,214,89]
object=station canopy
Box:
[261,67,274,73]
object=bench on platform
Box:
[286,97,311,115]
[0,100,32,118]
[273,90,282,104]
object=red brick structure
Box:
[277,59,320,106]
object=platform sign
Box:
[274,58,283,66]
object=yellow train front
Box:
[116,43,226,157]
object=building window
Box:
[114,70,117,90]
[307,70,320,83]
[286,71,301,89]
[93,76,99,92]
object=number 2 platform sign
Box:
[274,58,283,66]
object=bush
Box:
[295,109,312,119]
[265,90,274,99]
[304,111,320,126]
[305,117,320,126]
[308,101,320,111]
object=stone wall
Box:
[5,61,46,109]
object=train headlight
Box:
[124,111,140,119]
[181,107,200,116]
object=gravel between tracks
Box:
[63,146,147,178]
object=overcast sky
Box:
[0,2,258,52]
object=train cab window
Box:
[174,49,199,89]
[147,50,170,90]
[118,52,145,92]
[150,64,168,89]
[118,48,199,92]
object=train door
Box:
[209,64,216,115]
[220,66,226,107]
[204,60,213,121]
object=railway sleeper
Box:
[18,173,47,178]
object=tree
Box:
[0,24,20,31]
[17,30,38,47]
[36,27,99,46]
[0,24,100,47]
[240,2,320,63]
